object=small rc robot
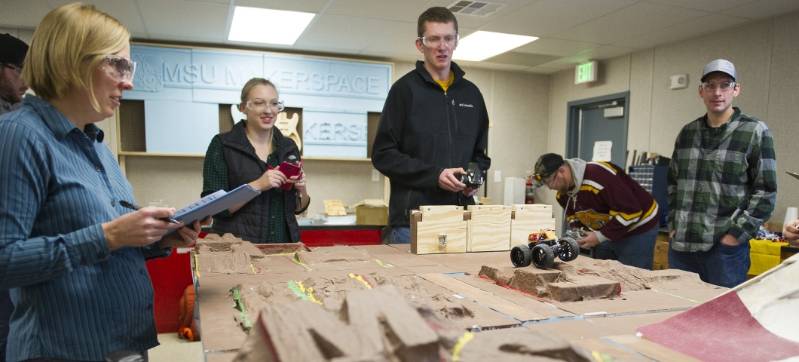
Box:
[510,229,580,269]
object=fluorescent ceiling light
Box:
[453,31,538,61]
[228,6,315,45]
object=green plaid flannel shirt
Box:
[668,107,777,252]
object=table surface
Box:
[193,242,725,361]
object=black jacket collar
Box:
[221,120,289,157]
[414,60,466,88]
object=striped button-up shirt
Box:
[0,95,166,361]
[668,107,777,252]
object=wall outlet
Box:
[371,169,381,182]
[493,170,502,183]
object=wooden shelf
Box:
[118,152,372,162]
[117,99,378,163]
[303,157,372,162]
[119,151,205,158]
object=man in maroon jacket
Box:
[534,153,659,269]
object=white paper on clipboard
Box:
[174,184,261,224]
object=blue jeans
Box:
[593,226,657,269]
[390,226,411,244]
[668,241,750,288]
[0,290,9,362]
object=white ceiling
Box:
[2,0,798,73]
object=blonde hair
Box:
[239,77,278,105]
[22,2,130,111]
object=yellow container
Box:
[748,239,787,276]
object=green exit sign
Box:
[575,60,598,84]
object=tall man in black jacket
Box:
[372,7,490,243]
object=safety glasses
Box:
[245,98,285,113]
[103,55,136,83]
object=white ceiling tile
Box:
[481,0,638,36]
[645,0,757,12]
[722,0,799,19]
[137,0,230,42]
[458,59,531,72]
[0,0,54,27]
[614,13,750,49]
[2,0,798,74]
[325,0,431,22]
[424,0,539,31]
[578,44,636,59]
[537,44,634,67]
[233,0,330,13]
[514,37,597,56]
[0,1,147,36]
[484,51,559,67]
[359,44,421,63]
[183,0,229,4]
[359,24,479,63]
[297,15,414,53]
[88,1,149,37]
[555,1,709,44]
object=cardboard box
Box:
[354,199,388,225]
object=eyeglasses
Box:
[103,55,136,83]
[2,63,22,75]
[245,98,285,113]
[701,81,736,91]
[533,171,558,187]
[533,172,556,187]
[418,34,458,48]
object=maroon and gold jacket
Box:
[556,159,658,242]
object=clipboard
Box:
[174,184,261,224]
[788,171,799,181]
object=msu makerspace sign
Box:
[125,44,391,157]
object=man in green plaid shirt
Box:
[668,59,777,288]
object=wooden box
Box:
[511,204,556,247]
[411,206,467,254]
[354,199,388,225]
[467,205,512,252]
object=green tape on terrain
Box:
[230,286,252,330]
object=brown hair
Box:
[417,7,458,38]
[23,2,129,111]
[239,77,277,104]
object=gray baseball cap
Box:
[701,59,736,82]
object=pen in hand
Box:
[119,200,181,224]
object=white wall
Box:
[1,23,551,218]
[123,60,551,218]
[547,10,799,228]
[9,8,799,228]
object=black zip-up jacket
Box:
[372,61,490,227]
[207,122,304,243]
